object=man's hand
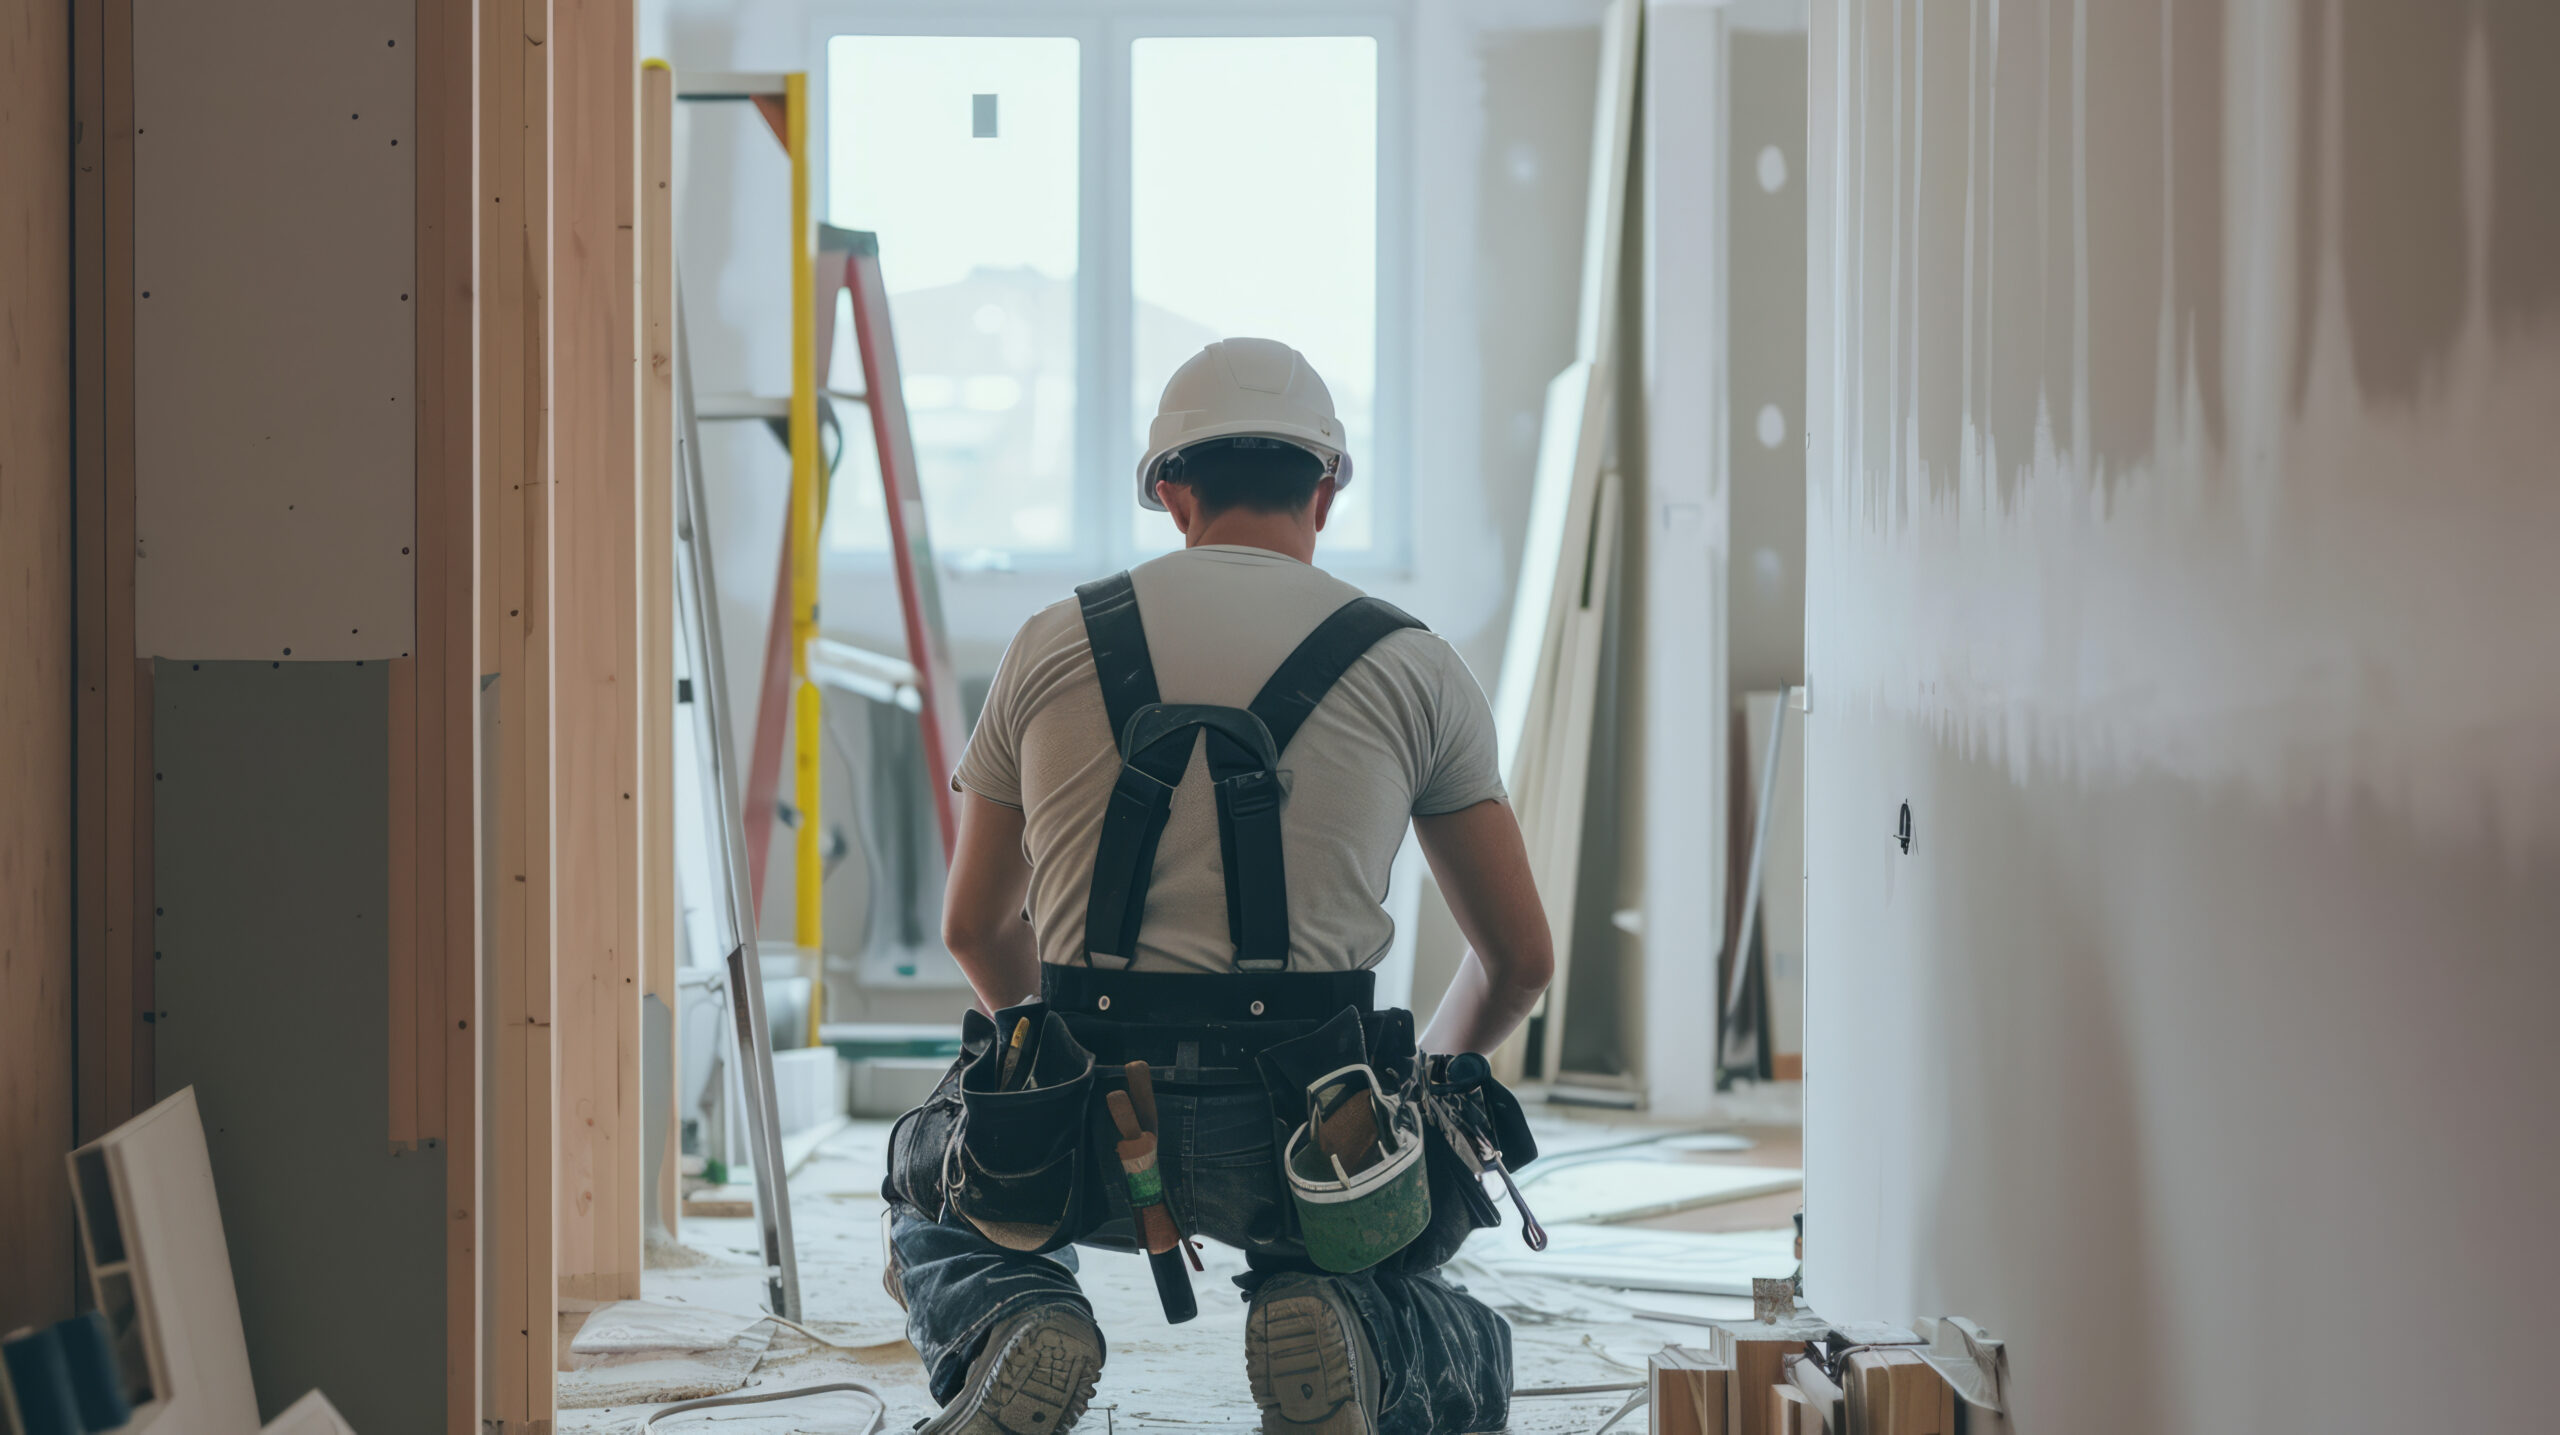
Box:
[942,790,1043,1016]
[1412,798,1554,1055]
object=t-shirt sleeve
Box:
[1411,640,1509,816]
[953,627,1031,810]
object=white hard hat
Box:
[1135,338,1353,512]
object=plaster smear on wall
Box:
[1815,1,2560,860]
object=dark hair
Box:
[1159,436,1325,516]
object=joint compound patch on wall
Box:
[134,0,416,661]
[1809,0,2560,857]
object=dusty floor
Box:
[559,1109,1802,1433]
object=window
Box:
[824,36,1082,558]
[1129,36,1378,553]
[822,9,1402,571]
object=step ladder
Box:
[669,68,964,1322]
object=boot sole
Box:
[1246,1281,1379,1435]
[920,1306,1104,1435]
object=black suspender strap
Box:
[1077,573,1171,969]
[1076,571,1160,746]
[1244,597,1425,752]
[1073,574,1427,974]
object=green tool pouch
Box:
[1284,1063,1433,1273]
[950,1003,1096,1255]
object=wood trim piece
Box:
[639,59,678,1240]
[608,0,644,1293]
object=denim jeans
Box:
[887,1082,1514,1435]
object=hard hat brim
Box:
[1134,423,1353,512]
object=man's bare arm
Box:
[941,790,1043,1016]
[1413,798,1554,1055]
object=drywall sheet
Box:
[153,662,442,1432]
[1804,2,2560,1430]
[132,0,415,660]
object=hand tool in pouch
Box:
[1105,1085,1198,1323]
[1121,1062,1203,1272]
[1426,1052,1548,1251]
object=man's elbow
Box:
[940,912,996,964]
[1485,931,1556,998]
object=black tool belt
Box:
[1041,963,1372,1022]
[1040,965,1376,1084]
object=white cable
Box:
[639,1379,888,1432]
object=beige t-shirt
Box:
[955,545,1506,974]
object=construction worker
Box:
[884,337,1554,1435]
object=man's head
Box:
[1136,338,1353,517]
[1156,435,1326,517]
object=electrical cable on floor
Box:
[756,1311,906,1351]
[639,1379,888,1432]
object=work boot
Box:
[1246,1275,1383,1435]
[918,1303,1105,1435]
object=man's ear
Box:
[1160,479,1199,537]
[1310,475,1338,532]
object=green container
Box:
[1284,1067,1432,1273]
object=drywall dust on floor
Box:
[559,1117,1797,1432]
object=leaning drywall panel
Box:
[72,1088,260,1434]
[154,662,444,1432]
[132,0,415,660]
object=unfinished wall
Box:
[120,2,452,1429]
[1804,1,2560,1429]
[2,0,77,1333]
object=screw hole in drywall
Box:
[1896,802,1913,854]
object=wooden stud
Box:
[609,0,645,1294]
[480,0,556,1422]
[73,0,113,1154]
[429,0,482,1425]
[551,0,640,1305]
[639,58,678,1239]
[3,0,78,1332]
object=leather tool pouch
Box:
[948,1002,1097,1255]
[882,1014,991,1218]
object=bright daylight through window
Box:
[826,29,1382,565]
[1130,36,1379,553]
[825,35,1082,559]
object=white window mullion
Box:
[1097,17,1141,570]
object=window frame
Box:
[808,0,1414,580]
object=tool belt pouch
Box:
[1257,1006,1434,1263]
[950,1003,1096,1256]
[882,1014,995,1218]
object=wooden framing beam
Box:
[73,0,146,1151]
[553,0,642,1306]
[417,1,482,1429]
[481,0,558,1423]
[3,0,78,1332]
[639,59,679,1240]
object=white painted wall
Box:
[1805,1,2560,1428]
